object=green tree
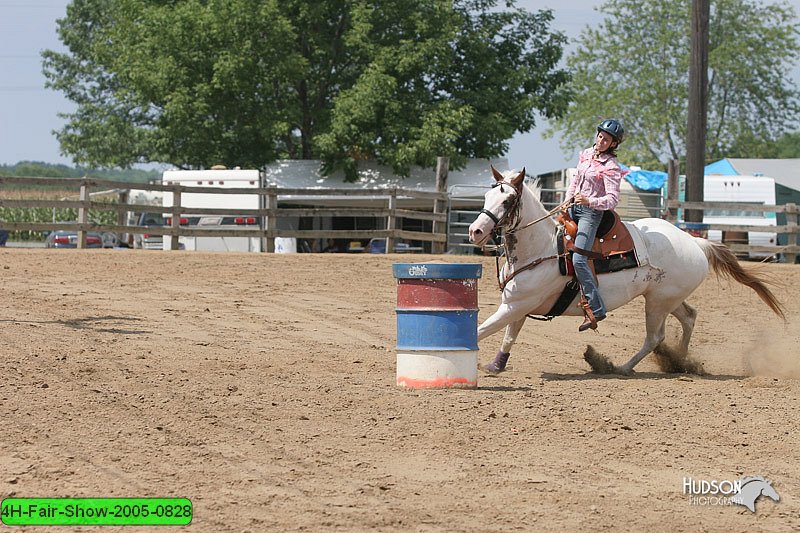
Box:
[0,161,159,182]
[727,130,800,158]
[548,0,799,170]
[43,0,569,178]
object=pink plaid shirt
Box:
[566,147,626,211]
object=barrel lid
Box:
[393,263,482,279]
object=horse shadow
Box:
[0,315,149,335]
[478,385,534,392]
[540,371,746,381]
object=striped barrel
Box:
[393,263,483,389]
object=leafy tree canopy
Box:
[43,0,570,179]
[728,130,800,159]
[548,0,799,170]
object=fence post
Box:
[387,189,397,253]
[786,203,798,264]
[77,180,89,249]
[265,190,277,253]
[432,157,449,254]
[666,159,679,223]
[169,187,181,251]
[117,190,129,245]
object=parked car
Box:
[45,230,105,248]
[132,212,166,250]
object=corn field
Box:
[0,188,118,242]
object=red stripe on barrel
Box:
[396,279,478,310]
[396,375,477,389]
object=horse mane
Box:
[525,178,543,202]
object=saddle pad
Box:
[625,221,650,268]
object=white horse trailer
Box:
[702,175,777,259]
[161,169,269,252]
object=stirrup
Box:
[579,296,597,324]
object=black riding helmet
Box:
[597,119,624,144]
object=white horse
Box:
[468,167,785,375]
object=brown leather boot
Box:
[579,314,605,332]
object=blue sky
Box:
[0,1,798,175]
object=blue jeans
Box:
[570,205,606,318]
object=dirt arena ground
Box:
[1,248,799,532]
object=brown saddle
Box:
[559,209,635,259]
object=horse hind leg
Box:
[483,317,526,375]
[616,298,671,374]
[671,301,697,355]
[652,302,705,375]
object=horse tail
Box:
[695,238,786,321]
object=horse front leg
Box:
[482,318,527,374]
[477,304,529,375]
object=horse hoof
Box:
[481,362,506,375]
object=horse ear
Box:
[511,168,525,189]
[490,165,504,182]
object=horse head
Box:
[468,166,526,247]
[758,479,780,502]
[731,476,780,513]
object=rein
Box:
[495,249,565,291]
[506,197,574,234]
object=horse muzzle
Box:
[468,222,491,247]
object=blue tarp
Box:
[704,159,738,175]
[620,163,667,191]
[616,159,739,191]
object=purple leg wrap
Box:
[483,350,510,374]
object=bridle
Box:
[478,181,523,234]
[477,181,574,290]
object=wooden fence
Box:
[0,176,448,252]
[3,174,799,261]
[665,199,799,263]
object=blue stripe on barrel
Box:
[396,310,479,350]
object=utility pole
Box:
[685,0,710,223]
